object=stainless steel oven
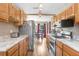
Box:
[48,35,56,56]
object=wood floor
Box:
[33,38,49,56]
[27,38,50,56]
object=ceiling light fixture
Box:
[39,4,43,8]
[38,4,43,17]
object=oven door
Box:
[49,40,56,55]
[49,36,56,56]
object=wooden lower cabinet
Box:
[19,40,24,56]
[19,37,29,56]
[63,44,79,56]
[56,46,62,56]
[0,36,29,56]
[56,40,79,56]
[63,51,70,56]
[24,37,29,55]
[56,40,63,56]
[0,52,6,56]
[7,44,19,56]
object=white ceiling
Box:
[15,3,73,15]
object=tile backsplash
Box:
[62,24,79,40]
[0,22,18,36]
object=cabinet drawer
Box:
[7,44,18,56]
[56,40,63,48]
[63,44,79,56]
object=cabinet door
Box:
[15,8,21,23]
[71,4,75,16]
[19,37,29,56]
[75,13,79,24]
[7,44,18,56]
[26,37,29,55]
[63,44,79,56]
[20,10,24,25]
[0,52,6,56]
[53,15,57,23]
[9,4,15,18]
[0,3,9,21]
[24,37,29,55]
[23,38,27,56]
[56,46,62,56]
[0,3,9,13]
[74,4,79,24]
[66,7,70,18]
[60,11,66,20]
[68,4,75,17]
[65,4,75,19]
[56,40,63,56]
[19,40,24,56]
[74,3,78,14]
[63,51,70,56]
[57,14,61,21]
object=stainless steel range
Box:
[48,34,56,56]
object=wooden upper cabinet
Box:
[0,3,26,26]
[56,14,61,21]
[66,4,75,19]
[74,3,79,14]
[71,4,75,16]
[74,3,79,24]
[23,11,27,22]
[15,8,21,23]
[56,10,66,21]
[53,15,57,22]
[60,11,66,20]
[9,4,15,18]
[15,9,24,26]
[8,4,17,23]
[65,8,69,19]
[20,10,25,25]
[0,3,9,21]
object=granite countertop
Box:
[48,34,79,52]
[57,39,79,52]
[0,35,28,52]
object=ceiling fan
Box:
[33,4,43,9]
[33,4,43,16]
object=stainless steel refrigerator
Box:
[19,20,35,50]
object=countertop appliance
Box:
[10,32,19,38]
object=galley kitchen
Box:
[0,3,79,56]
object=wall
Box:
[26,15,52,33]
[62,24,79,40]
[26,15,52,22]
[0,22,18,36]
